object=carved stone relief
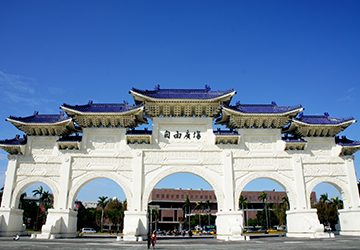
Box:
[31,141,54,155]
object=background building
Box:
[148,188,317,231]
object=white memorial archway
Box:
[0,86,359,240]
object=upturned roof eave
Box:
[6,117,73,127]
[130,90,236,103]
[291,119,356,127]
[221,105,304,117]
[60,105,144,116]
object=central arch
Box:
[142,165,224,211]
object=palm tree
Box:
[152,208,160,231]
[320,193,329,202]
[331,197,343,209]
[98,196,109,232]
[33,186,44,229]
[239,194,248,229]
[205,199,211,225]
[259,192,268,229]
[194,201,204,228]
[243,201,251,229]
[182,196,191,230]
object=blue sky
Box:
[0,1,359,202]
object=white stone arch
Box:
[235,172,296,210]
[11,177,59,209]
[306,177,349,208]
[142,165,224,211]
[67,172,132,210]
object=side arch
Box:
[235,172,297,210]
[306,177,349,208]
[142,165,225,211]
[11,177,59,209]
[67,172,132,210]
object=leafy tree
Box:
[315,193,343,231]
[98,196,109,232]
[106,198,124,232]
[77,207,97,231]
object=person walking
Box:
[150,232,157,249]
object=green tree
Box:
[194,201,204,228]
[315,193,342,231]
[205,199,211,226]
[182,196,191,229]
[106,198,125,232]
[98,196,109,232]
[258,192,268,229]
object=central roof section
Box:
[130,85,236,118]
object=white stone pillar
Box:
[123,150,147,241]
[292,157,307,209]
[286,209,329,238]
[0,155,25,236]
[216,150,244,241]
[223,150,235,212]
[338,157,360,236]
[58,156,72,210]
[1,155,18,208]
[37,209,77,239]
[343,157,360,209]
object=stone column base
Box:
[0,208,24,236]
[216,211,245,241]
[123,211,147,241]
[38,209,77,239]
[286,209,328,238]
[339,208,360,236]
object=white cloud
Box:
[0,71,54,107]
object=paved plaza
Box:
[0,235,360,250]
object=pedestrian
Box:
[150,231,157,249]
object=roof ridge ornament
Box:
[271,101,277,106]
[205,85,211,92]
[88,100,93,106]
[235,101,241,107]
[324,112,330,117]
[154,84,160,91]
[33,111,39,116]
[298,112,304,119]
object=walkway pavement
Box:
[1,235,359,250]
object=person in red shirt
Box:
[150,232,157,249]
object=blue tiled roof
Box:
[294,112,355,125]
[126,128,152,135]
[131,85,235,99]
[0,135,27,145]
[57,135,82,142]
[335,136,360,146]
[213,128,239,135]
[7,111,69,123]
[282,135,307,143]
[62,101,143,113]
[224,102,303,114]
